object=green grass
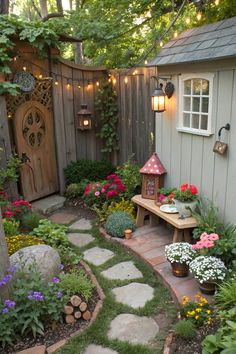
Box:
[59,224,176,354]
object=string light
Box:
[54,80,59,86]
[78,84,81,89]
[38,73,43,79]
[160,41,164,47]
[66,79,71,89]
[174,31,178,38]
[7,112,13,119]
[23,66,27,71]
[13,56,17,62]
[197,12,202,21]
[87,82,91,89]
[96,81,99,86]
[215,0,219,5]
[144,59,148,65]
[113,78,117,84]
[186,17,190,24]
[108,78,111,82]
[124,76,128,84]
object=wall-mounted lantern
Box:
[151,76,174,113]
[77,104,92,131]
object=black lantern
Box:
[77,104,92,130]
[151,77,174,113]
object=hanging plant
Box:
[95,80,119,157]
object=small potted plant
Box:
[173,183,198,218]
[189,255,227,294]
[165,242,196,277]
[156,187,176,206]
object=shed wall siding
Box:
[155,64,236,223]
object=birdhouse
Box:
[140,153,166,200]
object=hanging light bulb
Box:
[67,79,71,89]
[108,78,111,82]
[186,17,190,25]
[144,59,148,65]
[7,112,13,119]
[87,82,91,89]
[160,41,164,47]
[96,81,99,87]
[78,84,81,89]
[113,78,116,84]
[197,12,202,21]
[54,80,59,86]
[13,56,17,62]
[124,76,128,84]
[23,66,27,71]
[38,73,43,79]
[174,31,178,38]
[215,0,219,5]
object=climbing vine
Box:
[0,15,66,95]
[95,81,119,157]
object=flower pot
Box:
[171,262,189,277]
[124,229,133,239]
[173,199,197,218]
[198,281,217,295]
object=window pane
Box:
[193,97,200,112]
[202,80,209,95]
[193,79,201,95]
[183,113,190,127]
[184,96,191,111]
[192,114,199,129]
[202,97,209,113]
[184,80,191,94]
[201,115,208,130]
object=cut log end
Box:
[74,310,82,319]
[79,301,87,312]
[82,310,91,321]
[65,314,76,324]
[64,305,74,315]
[70,295,82,307]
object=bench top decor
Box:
[140,152,166,201]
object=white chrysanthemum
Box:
[165,242,196,264]
[189,256,227,283]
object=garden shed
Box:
[148,16,236,223]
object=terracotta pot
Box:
[198,281,217,295]
[124,229,133,239]
[171,262,189,277]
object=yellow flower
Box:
[206,310,211,314]
[195,315,199,320]
[196,308,202,312]
[187,310,195,316]
[207,317,212,324]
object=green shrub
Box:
[60,269,95,301]
[64,159,114,185]
[173,320,196,339]
[215,280,236,311]
[116,157,141,198]
[21,212,42,231]
[2,218,19,236]
[104,211,135,238]
[65,182,87,199]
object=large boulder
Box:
[10,245,61,281]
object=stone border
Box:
[162,332,174,354]
[17,261,105,354]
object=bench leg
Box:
[184,229,192,243]
[173,228,183,243]
[149,214,160,227]
[136,205,146,227]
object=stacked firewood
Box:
[64,295,91,324]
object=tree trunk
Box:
[56,0,63,14]
[0,208,10,300]
[39,0,48,18]
[74,42,84,64]
[0,0,9,14]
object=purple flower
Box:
[0,274,12,288]
[53,277,59,284]
[2,308,9,314]
[28,295,33,300]
[57,291,62,298]
[59,264,64,270]
[7,265,17,274]
[28,290,34,295]
[4,300,16,308]
[27,291,44,301]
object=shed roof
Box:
[148,16,236,66]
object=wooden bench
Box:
[131,195,197,243]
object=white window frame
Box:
[177,73,214,136]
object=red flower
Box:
[180,183,188,192]
[106,190,118,198]
[189,184,198,195]
[107,173,117,180]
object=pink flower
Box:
[209,233,219,241]
[94,191,100,197]
[200,232,209,241]
[101,188,106,193]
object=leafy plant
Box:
[0,152,21,190]
[215,280,236,311]
[6,234,45,256]
[21,212,42,231]
[104,211,135,238]
[116,157,141,198]
[173,183,198,202]
[173,319,196,339]
[158,187,177,196]
[65,183,85,199]
[94,198,136,223]
[2,218,20,236]
[95,81,119,157]
[59,269,95,301]
[64,159,114,185]
[202,307,236,354]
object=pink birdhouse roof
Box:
[140,153,166,175]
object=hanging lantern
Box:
[151,82,166,113]
[77,104,92,131]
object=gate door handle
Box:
[21,152,31,163]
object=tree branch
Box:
[42,12,64,22]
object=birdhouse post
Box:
[140,153,166,200]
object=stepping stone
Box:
[83,247,114,266]
[67,233,95,247]
[49,211,77,225]
[108,313,159,344]
[32,195,65,215]
[69,218,92,230]
[83,344,119,354]
[112,282,154,308]
[101,261,143,280]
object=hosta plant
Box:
[189,256,227,283]
[165,242,196,264]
